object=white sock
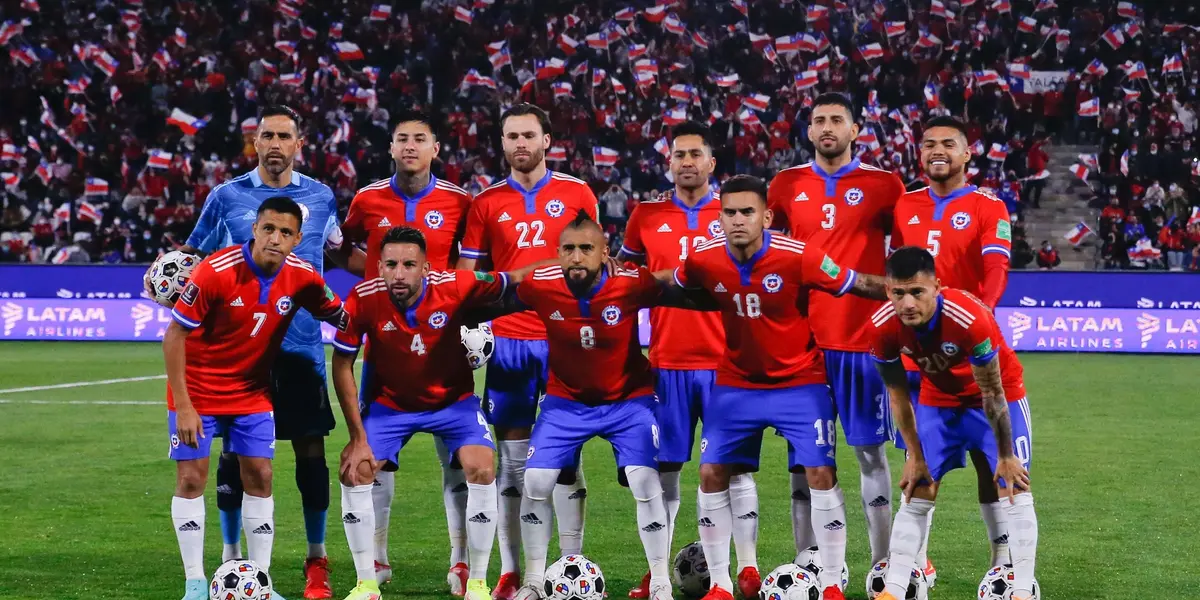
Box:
[372,471,394,566]
[855,445,893,563]
[885,498,934,598]
[466,482,499,580]
[436,437,469,567]
[697,489,734,591]
[660,470,682,548]
[810,486,847,590]
[728,473,759,572]
[341,483,377,583]
[308,543,326,560]
[626,466,671,588]
[790,472,815,554]
[242,494,275,573]
[553,466,587,556]
[172,496,205,581]
[1006,494,1039,597]
[520,467,557,588]
[497,439,529,575]
[916,505,935,569]
[981,501,1011,567]
[222,543,241,563]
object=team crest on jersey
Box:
[298,203,310,224]
[844,187,864,206]
[707,220,723,237]
[428,311,449,329]
[951,211,971,230]
[762,273,784,293]
[941,342,959,356]
[545,199,566,218]
[275,296,293,315]
[424,210,445,229]
[602,304,622,325]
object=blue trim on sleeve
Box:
[968,350,998,366]
[171,309,201,329]
[982,245,1011,258]
[332,339,360,354]
[835,269,857,297]
[459,248,487,259]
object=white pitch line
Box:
[0,375,167,395]
[0,399,159,405]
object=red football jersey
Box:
[891,185,1012,299]
[169,244,343,415]
[460,171,599,340]
[344,175,471,277]
[869,288,1026,408]
[768,161,905,352]
[516,266,658,403]
[674,232,858,389]
[333,270,509,412]
[620,191,725,370]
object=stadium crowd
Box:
[0,0,1199,270]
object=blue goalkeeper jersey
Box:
[186,168,340,370]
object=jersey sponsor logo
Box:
[424,210,445,229]
[549,310,565,321]
[298,203,310,224]
[657,223,673,233]
[794,192,809,202]
[602,304,622,325]
[941,342,959,355]
[382,321,397,332]
[428,311,448,329]
[474,272,496,282]
[180,282,200,306]
[230,296,244,307]
[275,295,293,315]
[545,199,566,218]
[996,218,1012,242]
[819,255,841,279]
[972,338,994,358]
[241,209,256,221]
[762,273,783,293]
[498,212,512,222]
[843,187,864,206]
[908,215,921,225]
[713,282,727,293]
[707,219,723,237]
[950,211,971,230]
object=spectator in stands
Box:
[1160,221,1189,271]
[1011,228,1035,270]
[1123,214,1146,246]
[600,183,629,229]
[1036,241,1061,270]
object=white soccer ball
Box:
[148,250,201,308]
[460,323,495,370]
[543,554,605,600]
[759,563,820,600]
[865,559,928,600]
[209,558,274,600]
[672,541,710,597]
[794,546,848,591]
[977,565,1040,600]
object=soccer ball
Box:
[543,554,605,600]
[759,563,820,600]
[672,541,710,597]
[864,559,928,600]
[460,323,495,370]
[209,559,273,600]
[794,546,848,591]
[977,565,1040,600]
[148,250,201,308]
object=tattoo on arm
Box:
[972,356,1013,457]
[849,273,888,300]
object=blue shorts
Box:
[484,337,549,428]
[892,371,923,451]
[654,369,715,464]
[169,411,276,461]
[824,350,890,446]
[527,395,659,470]
[702,384,837,470]
[363,397,495,462]
[917,398,1033,487]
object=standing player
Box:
[619,122,762,598]
[456,103,599,600]
[157,105,350,599]
[868,247,1038,600]
[767,93,906,570]
[669,176,888,600]
[329,227,536,600]
[337,111,475,592]
[890,116,1014,575]
[165,197,345,600]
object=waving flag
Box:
[1078,98,1100,117]
[547,146,568,162]
[334,42,364,61]
[714,73,739,87]
[924,82,940,107]
[0,21,22,46]
[10,46,38,67]
[748,32,771,48]
[370,4,392,20]
[172,27,187,47]
[930,0,948,18]
[691,31,708,49]
[737,109,761,128]
[78,200,102,223]
[1121,87,1140,102]
[794,70,819,90]
[991,0,1011,13]
[110,86,122,105]
[586,33,608,50]
[1009,63,1031,79]
[742,94,770,112]
[489,48,512,70]
[1102,26,1125,49]
[167,109,208,135]
[2,144,21,163]
[85,177,109,196]
[1124,61,1147,80]
[2,172,17,187]
[301,24,317,39]
[916,31,942,49]
[279,71,306,87]
[627,43,648,59]
[1085,59,1108,77]
[859,43,884,61]
[662,108,687,126]
[987,144,1008,162]
[809,56,830,71]
[592,146,619,167]
[975,70,1002,86]
[1017,17,1037,33]
[1116,1,1137,19]
[614,7,636,21]
[806,5,829,21]
[551,81,573,99]
[775,35,801,54]
[152,47,172,70]
[663,14,686,35]
[454,6,473,23]
[558,33,580,55]
[1120,150,1130,176]
[147,150,173,170]
[274,40,297,56]
[668,84,694,101]
[591,68,606,87]
[93,51,119,77]
[1163,55,1184,74]
[643,5,668,23]
[886,22,907,37]
[535,58,566,79]
[1064,221,1093,245]
[610,77,627,94]
[634,59,658,75]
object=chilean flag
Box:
[654,138,669,158]
[714,73,739,87]
[551,81,573,98]
[924,82,939,107]
[663,14,686,35]
[558,33,580,55]
[535,58,566,79]
[614,7,636,21]
[886,22,907,37]
[167,109,208,135]
[334,41,364,61]
[1009,63,1031,79]
[370,4,392,20]
[277,1,299,19]
[78,200,102,223]
[628,43,648,59]
[110,85,122,105]
[776,35,801,54]
[930,0,947,18]
[85,177,109,196]
[737,109,761,128]
[1064,220,1093,245]
[975,70,1002,86]
[94,51,119,77]
[489,48,511,70]
[991,0,1011,13]
[147,149,173,169]
[662,108,687,126]
[173,27,187,47]
[668,84,693,101]
[643,5,668,23]
[691,31,708,49]
[806,4,829,21]
[809,56,830,71]
[610,77,627,94]
[762,45,778,63]
[1078,98,1100,117]
[634,59,658,75]
[586,33,608,49]
[34,161,51,184]
[794,70,819,90]
[1116,1,1137,19]
[742,94,770,111]
[1125,61,1147,80]
[987,143,1008,162]
[1085,59,1108,77]
[547,146,568,162]
[1120,150,1130,175]
[748,32,771,48]
[1102,26,1124,49]
[1017,17,1037,33]
[859,43,884,61]
[2,172,18,187]
[454,6,473,23]
[1163,55,1183,74]
[730,0,748,17]
[592,68,606,87]
[592,146,619,167]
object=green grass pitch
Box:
[0,342,1194,599]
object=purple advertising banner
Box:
[3,298,1197,354]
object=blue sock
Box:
[215,452,244,557]
[220,508,243,545]
[296,455,330,557]
[304,508,328,545]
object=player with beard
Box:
[890,116,1014,581]
[766,94,906,578]
[619,122,762,598]
[337,111,475,593]
[457,103,599,600]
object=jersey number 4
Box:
[515,221,547,249]
[411,334,427,356]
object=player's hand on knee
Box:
[899,456,932,502]
[339,439,377,486]
[176,407,204,448]
[994,456,1030,503]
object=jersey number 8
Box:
[580,325,596,350]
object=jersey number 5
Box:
[926,230,941,257]
[515,221,547,249]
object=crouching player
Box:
[164,196,346,600]
[869,247,1038,600]
[330,226,540,600]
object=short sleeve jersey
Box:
[343,175,471,277]
[169,244,343,415]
